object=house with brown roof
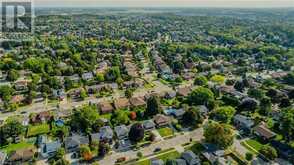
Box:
[177,86,191,97]
[8,148,35,163]
[114,98,130,110]
[10,95,25,104]
[130,97,146,107]
[253,122,276,141]
[153,114,170,128]
[14,80,29,91]
[31,111,52,124]
[98,101,114,114]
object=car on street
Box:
[154,147,162,152]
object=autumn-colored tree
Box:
[130,111,137,120]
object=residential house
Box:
[114,125,129,140]
[181,150,201,165]
[90,133,101,142]
[66,74,80,83]
[164,108,185,119]
[81,72,94,81]
[233,115,254,133]
[253,122,276,141]
[96,61,109,74]
[177,86,191,97]
[85,84,107,94]
[171,109,185,119]
[165,91,177,99]
[67,88,82,99]
[196,105,209,117]
[31,111,52,124]
[8,148,35,163]
[52,89,65,100]
[182,72,195,80]
[14,80,29,91]
[22,116,30,126]
[143,120,156,131]
[64,136,89,152]
[0,151,7,165]
[37,135,47,147]
[151,159,164,165]
[114,98,130,110]
[10,95,25,104]
[202,143,227,165]
[184,61,195,69]
[175,159,187,165]
[98,101,114,114]
[271,140,294,160]
[41,141,62,158]
[108,83,119,90]
[153,114,170,128]
[99,126,114,143]
[129,97,146,107]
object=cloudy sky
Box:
[34,0,294,8]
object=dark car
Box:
[154,147,162,152]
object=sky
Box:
[34,0,294,8]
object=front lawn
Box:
[157,127,174,137]
[27,124,50,137]
[135,149,180,165]
[156,150,180,161]
[0,141,34,154]
[241,139,264,154]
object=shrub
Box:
[245,152,253,161]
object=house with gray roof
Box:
[64,136,89,152]
[0,151,7,165]
[151,159,164,165]
[181,150,201,165]
[99,126,114,143]
[196,105,209,117]
[175,159,187,165]
[41,141,62,158]
[114,125,129,140]
[171,109,185,119]
[81,72,94,81]
[91,133,101,142]
[233,114,254,133]
[143,120,156,131]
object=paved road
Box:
[98,128,204,165]
[0,80,172,121]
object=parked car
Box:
[154,147,162,152]
[116,157,127,163]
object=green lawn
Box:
[157,127,174,137]
[135,159,150,165]
[245,139,264,151]
[100,113,112,120]
[135,149,180,165]
[0,141,34,154]
[241,139,264,154]
[27,123,50,137]
[156,150,180,161]
[161,98,176,106]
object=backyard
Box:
[241,139,264,154]
[0,141,35,154]
[27,123,50,137]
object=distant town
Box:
[0,8,293,165]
